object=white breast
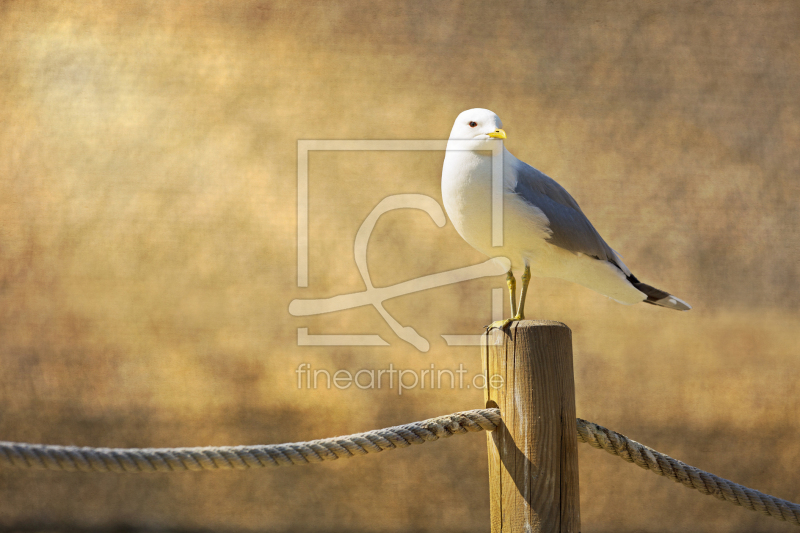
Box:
[441,147,551,273]
[441,149,494,254]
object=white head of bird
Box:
[448,108,507,144]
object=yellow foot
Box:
[485,316,524,331]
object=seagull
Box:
[441,108,691,329]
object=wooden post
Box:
[483,321,580,533]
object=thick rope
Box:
[0,409,501,473]
[2,409,798,527]
[577,417,800,527]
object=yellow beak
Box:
[488,129,507,139]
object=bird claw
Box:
[485,317,520,331]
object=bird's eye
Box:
[469,121,477,128]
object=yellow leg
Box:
[507,270,517,318]
[487,271,518,330]
[515,264,531,320]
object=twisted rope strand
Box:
[576,417,800,527]
[2,409,798,527]
[0,409,501,474]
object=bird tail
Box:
[628,274,692,311]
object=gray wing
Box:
[513,161,619,264]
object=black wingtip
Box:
[628,274,692,311]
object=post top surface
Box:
[482,320,572,341]
[512,319,569,329]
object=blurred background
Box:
[1,1,798,531]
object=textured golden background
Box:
[0,1,798,531]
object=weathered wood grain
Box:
[483,321,581,532]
